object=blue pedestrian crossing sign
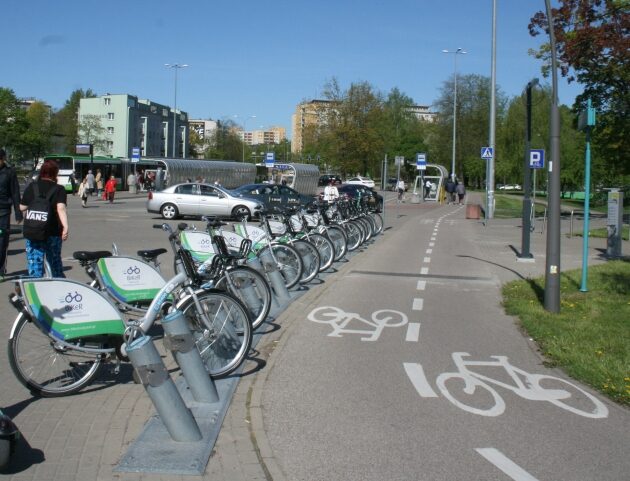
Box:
[265,152,275,167]
[480,147,493,160]
[529,149,545,169]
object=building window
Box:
[108,127,114,134]
[104,97,111,106]
[106,140,114,150]
[108,112,115,120]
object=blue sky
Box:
[4,0,580,138]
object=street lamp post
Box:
[442,48,466,181]
[235,115,256,162]
[165,63,188,158]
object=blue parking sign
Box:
[529,149,545,169]
[265,152,275,167]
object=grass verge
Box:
[493,194,546,219]
[576,225,630,241]
[502,260,630,405]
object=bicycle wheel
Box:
[530,374,609,419]
[215,266,272,330]
[357,217,372,242]
[351,220,367,246]
[343,222,362,251]
[178,289,252,377]
[269,243,303,289]
[293,239,320,284]
[435,372,505,417]
[326,226,347,261]
[306,233,334,272]
[370,212,384,235]
[8,314,104,397]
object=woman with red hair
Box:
[19,159,69,277]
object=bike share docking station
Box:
[116,287,302,475]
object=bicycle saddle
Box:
[73,251,113,261]
[137,248,167,260]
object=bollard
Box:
[162,310,219,403]
[126,335,202,442]
[235,275,263,316]
[259,247,291,304]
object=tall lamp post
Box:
[442,48,466,181]
[165,63,188,158]
[235,115,256,162]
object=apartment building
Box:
[291,99,335,154]
[238,126,286,146]
[78,94,189,158]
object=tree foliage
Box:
[529,0,630,178]
[51,88,97,154]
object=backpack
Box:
[23,183,57,241]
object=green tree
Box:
[205,119,242,161]
[21,101,52,160]
[78,114,109,154]
[51,88,97,154]
[529,0,630,178]
[0,87,28,159]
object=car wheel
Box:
[232,205,251,221]
[161,203,178,220]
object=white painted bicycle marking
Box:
[476,448,539,481]
[406,323,421,342]
[434,352,609,418]
[403,363,438,397]
[307,306,408,341]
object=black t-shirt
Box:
[22,180,67,237]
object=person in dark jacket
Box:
[445,178,456,204]
[0,149,24,277]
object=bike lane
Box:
[253,203,629,481]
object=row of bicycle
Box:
[6,197,384,397]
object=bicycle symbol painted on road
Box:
[307,306,408,341]
[64,291,83,303]
[405,352,608,419]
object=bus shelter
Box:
[413,164,449,202]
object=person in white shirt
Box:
[323,180,339,203]
[396,179,405,202]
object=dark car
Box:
[318,174,342,186]
[232,183,316,211]
[337,184,383,211]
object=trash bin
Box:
[466,203,481,219]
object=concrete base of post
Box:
[162,310,219,403]
[259,248,291,304]
[127,335,202,442]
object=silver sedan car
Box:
[146,183,263,220]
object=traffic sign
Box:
[480,147,493,160]
[265,152,275,167]
[529,149,545,169]
[132,147,141,163]
[416,152,427,170]
[395,156,405,166]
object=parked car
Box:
[146,182,263,220]
[337,184,383,211]
[498,184,522,191]
[231,183,317,211]
[345,176,375,188]
[318,174,342,186]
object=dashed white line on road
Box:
[430,237,436,241]
[420,267,429,275]
[429,242,435,247]
[423,257,431,263]
[416,280,426,290]
[475,448,539,481]
[412,298,424,311]
[403,363,438,397]
[405,322,421,342]
[426,248,433,254]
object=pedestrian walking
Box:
[95,169,103,197]
[104,175,117,203]
[0,149,24,278]
[77,177,89,207]
[397,179,405,203]
[19,159,68,278]
[323,180,339,204]
[69,171,77,195]
[456,181,466,205]
[445,178,456,204]
[86,170,95,196]
[424,179,432,198]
